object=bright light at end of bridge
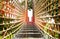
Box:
[28,9,33,22]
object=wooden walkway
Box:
[12,23,45,39]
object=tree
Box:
[28,0,32,10]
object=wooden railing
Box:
[33,0,60,39]
[0,0,26,39]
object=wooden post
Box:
[25,0,28,24]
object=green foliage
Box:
[20,1,25,6]
[0,35,2,39]
[28,0,33,9]
[19,0,33,10]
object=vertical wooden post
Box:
[25,0,28,24]
[32,0,35,23]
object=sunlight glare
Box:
[28,9,33,22]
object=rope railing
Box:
[3,22,24,39]
[0,0,26,39]
[33,0,60,39]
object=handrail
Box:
[35,19,60,34]
[0,22,23,34]
[3,23,24,39]
[0,16,23,20]
[35,23,55,39]
[0,20,23,25]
